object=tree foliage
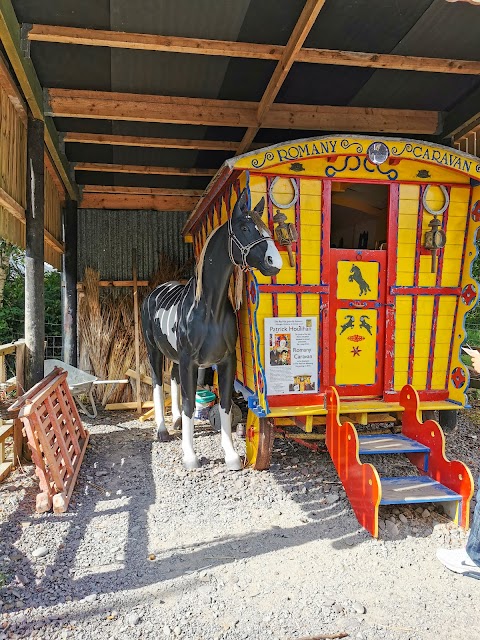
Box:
[0,247,61,344]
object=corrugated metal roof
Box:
[77,209,193,281]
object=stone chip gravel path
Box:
[0,405,479,640]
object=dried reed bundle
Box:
[79,252,193,407]
[148,252,193,290]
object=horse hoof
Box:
[173,417,182,431]
[157,429,171,442]
[183,457,201,470]
[226,457,243,471]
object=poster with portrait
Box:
[264,317,318,395]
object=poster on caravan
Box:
[264,316,318,395]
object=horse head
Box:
[229,189,282,276]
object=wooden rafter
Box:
[44,150,66,203]
[74,162,216,176]
[81,185,204,196]
[80,192,198,211]
[64,132,238,151]
[0,0,76,199]
[26,24,480,75]
[238,0,326,153]
[47,89,440,135]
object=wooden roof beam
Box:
[0,1,76,199]
[237,0,326,153]
[26,24,480,75]
[81,185,204,196]
[47,89,441,135]
[64,132,238,151]
[80,192,198,211]
[74,162,216,176]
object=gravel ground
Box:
[0,401,479,640]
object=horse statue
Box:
[141,189,282,470]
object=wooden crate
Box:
[9,367,89,513]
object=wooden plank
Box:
[14,339,25,462]
[81,185,203,196]
[106,401,154,410]
[132,250,142,414]
[28,24,480,75]
[75,162,216,176]
[0,343,17,356]
[79,193,197,211]
[77,280,149,288]
[0,460,14,483]
[46,89,441,135]
[0,186,25,222]
[44,150,66,201]
[44,229,64,253]
[64,132,238,151]
[125,368,153,386]
[0,1,76,199]
[0,188,63,252]
[0,52,26,120]
[238,0,326,153]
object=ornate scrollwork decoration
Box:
[391,143,413,156]
[251,151,275,169]
[340,139,363,153]
[362,157,398,181]
[325,155,361,178]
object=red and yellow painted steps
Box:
[326,384,474,537]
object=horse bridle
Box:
[227,216,272,270]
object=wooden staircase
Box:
[326,385,474,537]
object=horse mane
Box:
[250,210,270,236]
[195,225,221,303]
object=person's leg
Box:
[466,477,480,566]
[437,476,480,576]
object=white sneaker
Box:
[437,548,480,577]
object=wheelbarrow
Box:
[44,360,127,418]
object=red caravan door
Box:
[329,249,387,397]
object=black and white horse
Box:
[141,189,282,470]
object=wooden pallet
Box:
[9,367,89,513]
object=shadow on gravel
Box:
[0,415,457,636]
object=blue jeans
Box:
[467,476,480,566]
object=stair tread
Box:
[358,434,430,455]
[380,476,461,505]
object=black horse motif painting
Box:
[141,189,282,470]
[349,264,371,296]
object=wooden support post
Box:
[132,250,142,414]
[25,112,45,391]
[14,339,26,462]
[62,198,78,366]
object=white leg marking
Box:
[182,411,200,469]
[154,384,169,440]
[219,406,242,471]
[170,377,181,423]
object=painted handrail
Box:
[400,384,474,528]
[326,386,382,537]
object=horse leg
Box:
[170,363,182,431]
[217,353,242,471]
[145,342,170,442]
[179,355,200,469]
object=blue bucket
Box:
[194,390,216,419]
